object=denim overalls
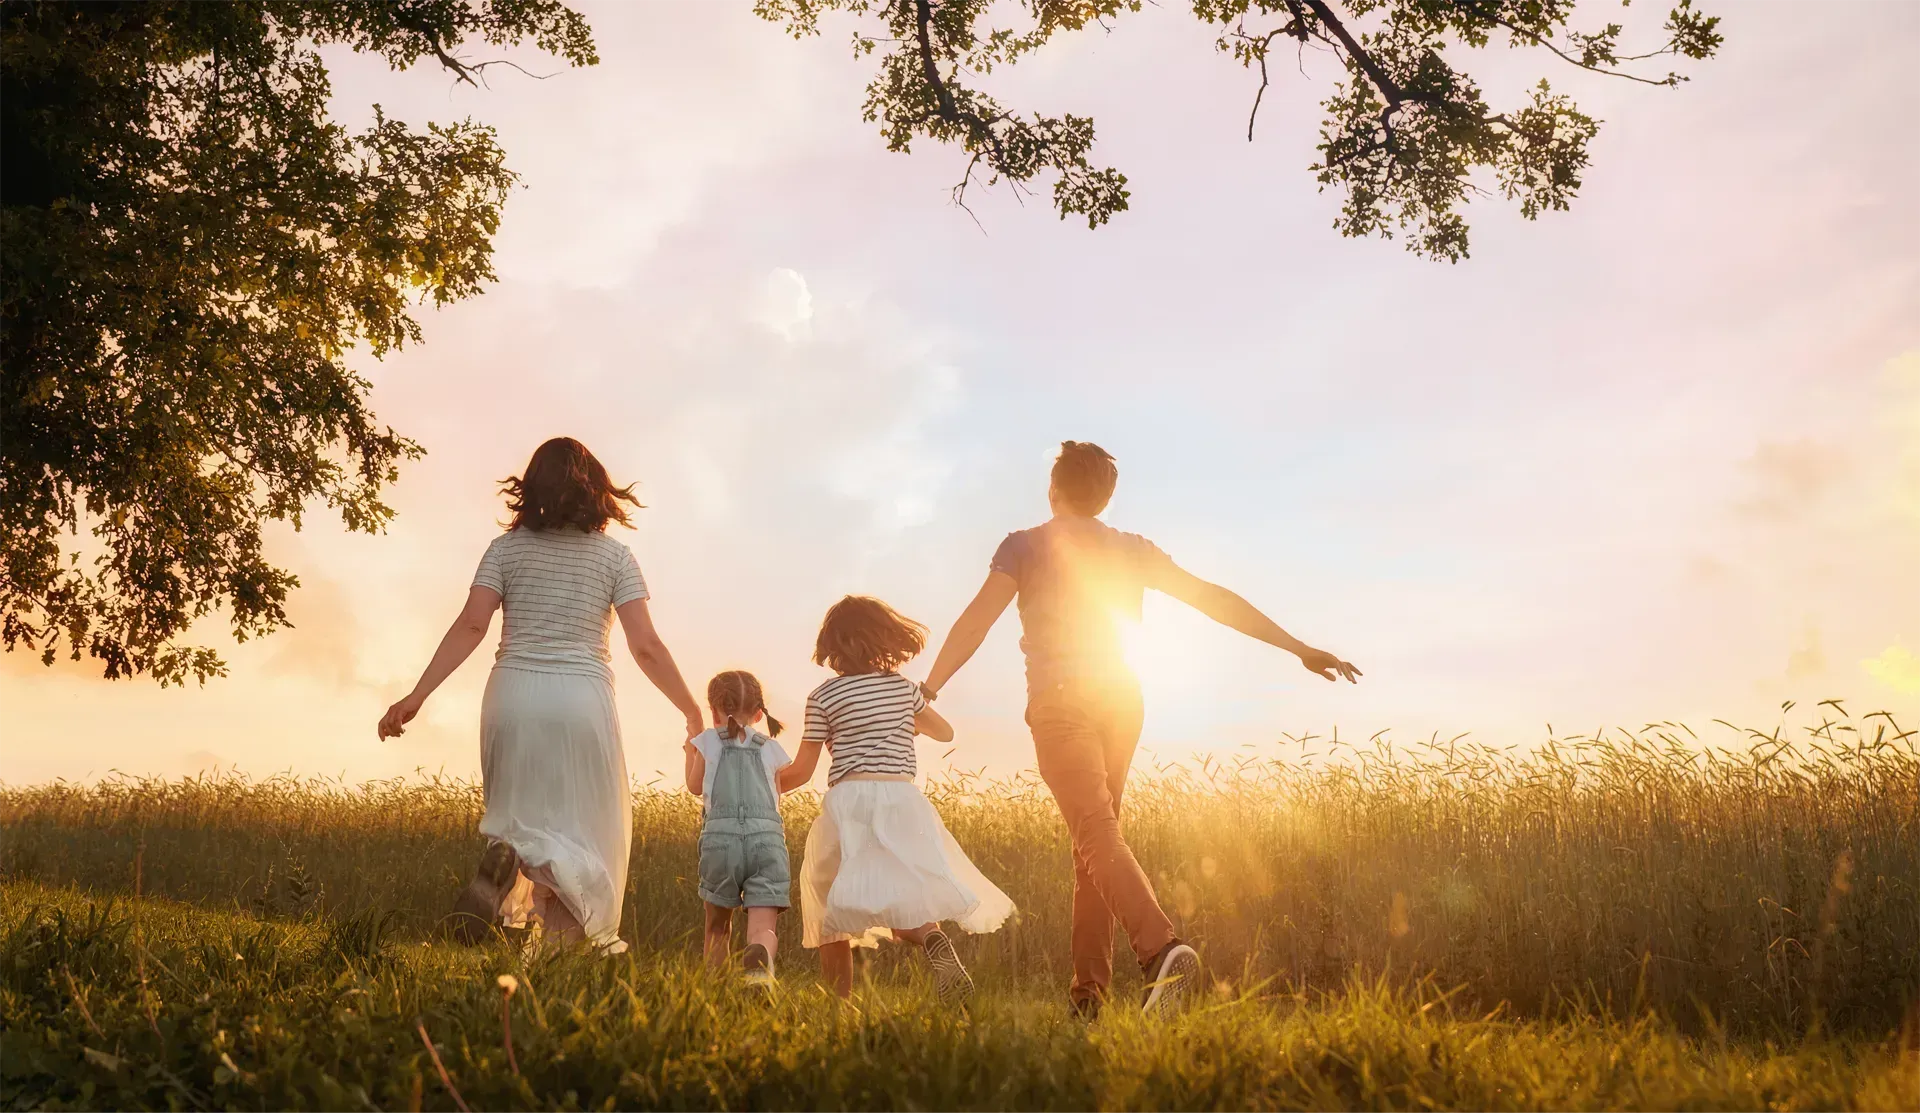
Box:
[697,728,791,908]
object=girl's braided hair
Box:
[707,670,783,741]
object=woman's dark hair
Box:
[1050,440,1118,516]
[708,670,783,740]
[500,437,642,532]
[812,596,927,676]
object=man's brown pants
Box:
[1028,682,1177,1006]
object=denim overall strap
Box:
[707,729,783,834]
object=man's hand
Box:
[1298,647,1361,683]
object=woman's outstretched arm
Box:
[378,586,502,739]
[616,598,705,740]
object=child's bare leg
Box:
[703,903,734,968]
[891,922,940,947]
[819,940,853,998]
[744,907,779,961]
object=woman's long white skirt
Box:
[479,667,630,948]
[800,780,1015,949]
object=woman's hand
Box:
[378,692,425,739]
[384,587,498,740]
[684,710,705,742]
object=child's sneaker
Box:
[1139,940,1200,1019]
[922,929,974,1007]
[742,942,776,988]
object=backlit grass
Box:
[4,883,1915,1111]
[3,704,1916,1108]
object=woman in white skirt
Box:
[378,437,704,950]
[782,596,1015,1003]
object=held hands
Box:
[1298,646,1361,684]
[378,692,425,739]
[684,711,705,742]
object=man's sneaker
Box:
[922,929,975,1007]
[1069,994,1103,1023]
[1139,940,1200,1018]
[742,942,776,988]
[449,841,520,944]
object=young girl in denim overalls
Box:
[683,670,798,984]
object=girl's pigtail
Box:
[763,712,784,738]
[711,671,747,741]
[706,669,775,740]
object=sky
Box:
[4,1,1917,788]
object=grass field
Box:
[4,706,1917,1109]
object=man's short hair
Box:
[1051,441,1118,516]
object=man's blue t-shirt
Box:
[991,518,1176,693]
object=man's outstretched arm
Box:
[1156,563,1361,683]
[921,572,1018,699]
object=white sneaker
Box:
[923,929,975,1007]
[1140,942,1200,1018]
[743,942,775,988]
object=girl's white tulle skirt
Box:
[800,779,1015,949]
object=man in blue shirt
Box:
[921,441,1359,1018]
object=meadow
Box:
[3,704,1917,1110]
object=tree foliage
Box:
[755,0,1722,259]
[1,1,595,684]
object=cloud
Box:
[1862,645,1920,696]
[264,571,365,690]
[1786,622,1826,681]
[755,267,815,341]
[320,6,849,291]
[1885,350,1920,522]
[182,749,226,775]
[1737,439,1850,519]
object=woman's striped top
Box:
[471,528,648,681]
[802,672,926,785]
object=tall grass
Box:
[3,705,1915,1038]
[5,885,1916,1112]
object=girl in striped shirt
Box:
[782,595,1014,1003]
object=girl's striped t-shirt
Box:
[471,528,648,680]
[803,672,926,785]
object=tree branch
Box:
[467,59,559,86]
[1457,0,1685,87]
[1506,27,1681,86]
[913,0,959,120]
[426,37,478,85]
[1302,0,1406,108]
[905,0,1018,195]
